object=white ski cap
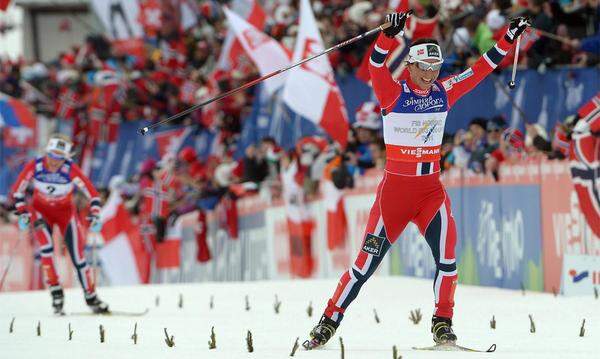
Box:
[408,43,443,63]
[46,135,73,160]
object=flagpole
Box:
[139,19,403,136]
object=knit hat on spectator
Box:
[354,102,382,130]
[486,9,506,31]
[108,175,125,192]
[21,63,48,80]
[140,158,157,175]
[347,2,373,26]
[297,136,328,153]
[274,4,294,26]
[94,70,120,86]
[189,161,207,180]
[453,27,470,49]
[525,123,549,148]
[57,69,79,84]
[502,128,524,149]
[469,117,487,132]
[178,146,197,164]
[552,123,570,157]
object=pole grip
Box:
[509,35,521,90]
[380,22,392,30]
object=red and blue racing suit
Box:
[11,157,101,298]
[322,33,514,324]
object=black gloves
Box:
[504,16,531,44]
[383,12,411,39]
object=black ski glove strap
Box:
[383,12,409,39]
[504,16,531,44]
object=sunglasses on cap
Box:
[412,59,443,71]
[47,151,67,160]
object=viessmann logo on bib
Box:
[403,97,445,112]
[399,147,440,158]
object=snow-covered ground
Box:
[1,276,597,359]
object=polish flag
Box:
[282,0,349,148]
[223,7,291,95]
[281,159,315,278]
[98,191,151,285]
[0,0,11,11]
[322,156,347,250]
[217,0,266,72]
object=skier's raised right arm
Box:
[368,12,410,111]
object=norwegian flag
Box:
[356,0,438,83]
[0,93,37,148]
[55,88,80,120]
[0,0,10,11]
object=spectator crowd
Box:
[0,0,598,219]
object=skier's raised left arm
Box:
[441,17,531,108]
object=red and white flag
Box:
[282,0,349,148]
[155,127,191,160]
[0,0,11,11]
[155,219,182,269]
[99,191,151,285]
[322,157,347,250]
[281,159,315,278]
[217,0,266,72]
[223,7,291,95]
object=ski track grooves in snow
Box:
[1,276,598,359]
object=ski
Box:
[413,343,496,353]
[63,308,150,317]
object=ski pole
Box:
[138,12,413,135]
[91,232,98,286]
[508,35,521,89]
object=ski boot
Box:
[431,316,457,344]
[50,285,65,315]
[86,293,110,314]
[303,315,338,350]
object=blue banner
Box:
[389,184,543,291]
